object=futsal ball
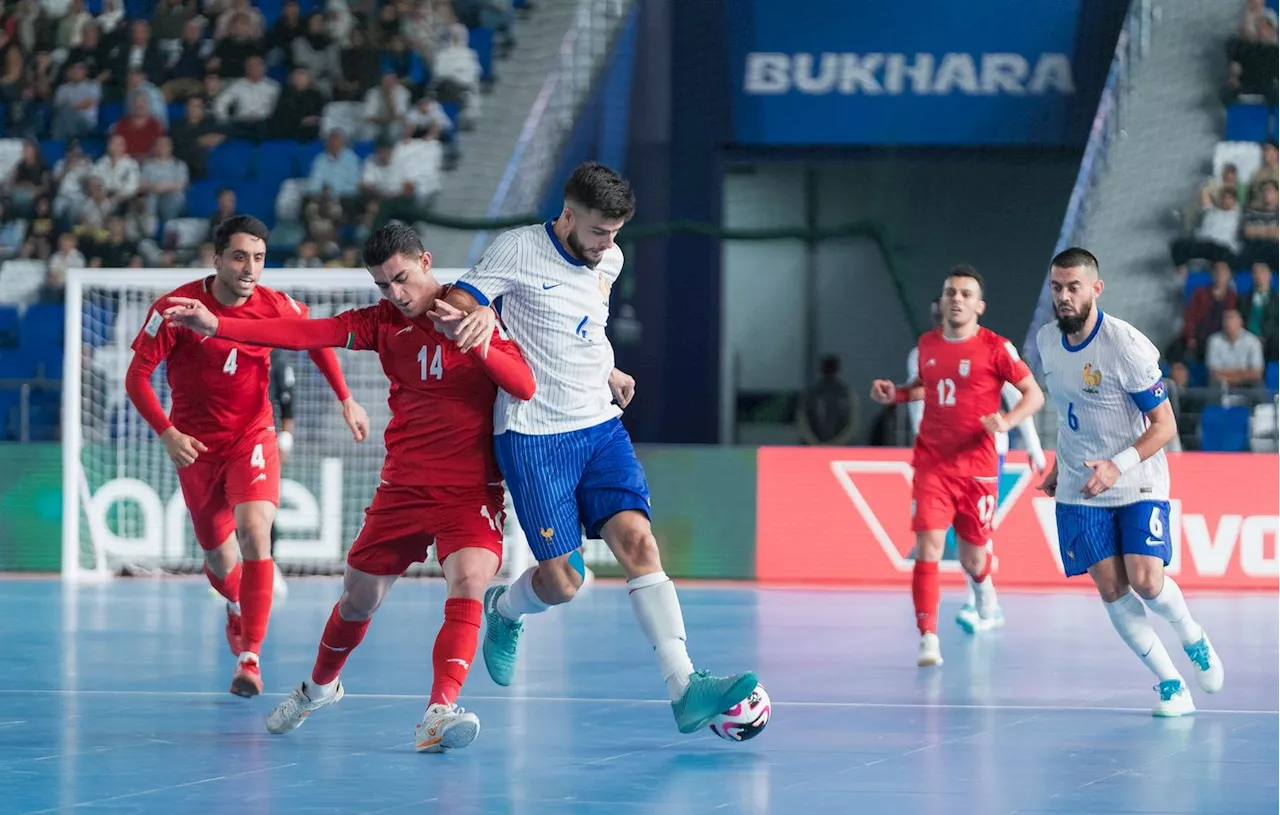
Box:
[708,683,771,742]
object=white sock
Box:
[969,572,998,617]
[306,677,339,699]
[1143,578,1203,646]
[1104,591,1181,682]
[496,566,551,621]
[627,571,696,701]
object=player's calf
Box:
[955,540,1004,634]
[601,510,662,579]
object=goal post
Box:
[61,267,531,582]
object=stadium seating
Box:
[1199,404,1253,451]
[1225,103,1272,142]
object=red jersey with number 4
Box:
[335,298,526,488]
[912,326,1031,478]
[130,278,308,451]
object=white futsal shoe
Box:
[1152,679,1196,717]
[415,703,481,753]
[1183,631,1224,694]
[956,574,1006,634]
[917,632,943,667]
[265,681,345,734]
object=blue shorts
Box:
[493,418,651,562]
[1055,500,1173,578]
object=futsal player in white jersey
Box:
[906,298,1047,633]
[1035,247,1224,717]
[430,161,759,735]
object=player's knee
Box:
[204,537,238,575]
[535,556,582,605]
[602,513,660,576]
[1128,572,1164,601]
[446,563,495,600]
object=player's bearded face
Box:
[1051,269,1098,335]
[213,234,266,299]
[1055,297,1092,335]
[565,209,623,269]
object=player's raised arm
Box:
[126,305,208,466]
[870,376,924,405]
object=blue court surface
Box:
[2,578,1276,814]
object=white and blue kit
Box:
[454,221,650,562]
[1036,312,1172,577]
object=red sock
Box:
[310,603,371,686]
[912,560,940,635]
[428,598,482,707]
[204,562,241,604]
[238,559,274,658]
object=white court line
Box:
[0,688,1275,716]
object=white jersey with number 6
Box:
[1036,312,1171,508]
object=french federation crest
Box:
[958,359,971,377]
[598,273,611,297]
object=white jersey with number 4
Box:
[1035,312,1170,508]
[454,222,624,436]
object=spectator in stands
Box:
[1206,308,1265,388]
[5,0,40,54]
[106,19,166,97]
[56,0,92,49]
[50,60,101,140]
[1171,261,1238,363]
[139,136,189,221]
[0,44,40,138]
[390,120,443,205]
[336,28,380,102]
[1240,0,1278,43]
[213,55,280,139]
[93,134,140,211]
[207,187,235,235]
[307,129,360,202]
[432,24,482,127]
[1200,163,1245,213]
[324,0,356,44]
[266,1,304,68]
[363,71,410,142]
[95,0,125,40]
[405,90,458,167]
[188,240,214,268]
[125,66,168,126]
[302,189,342,256]
[1248,140,1278,205]
[169,95,222,180]
[210,12,260,78]
[7,140,51,218]
[798,354,856,445]
[285,239,323,268]
[358,137,401,200]
[23,197,54,260]
[292,13,341,98]
[46,232,85,294]
[151,0,194,43]
[111,93,166,158]
[0,202,28,261]
[214,0,263,42]
[1170,188,1241,271]
[87,215,138,267]
[162,18,211,100]
[1226,6,1279,105]
[1242,261,1279,360]
[59,22,106,85]
[454,0,515,57]
[1239,180,1279,266]
[269,66,324,141]
[198,71,222,107]
[380,34,426,92]
[52,141,93,224]
[76,175,114,232]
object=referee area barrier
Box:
[4,443,1274,589]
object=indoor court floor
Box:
[2,577,1276,814]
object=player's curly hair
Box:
[362,223,425,267]
[212,215,269,255]
[564,161,636,222]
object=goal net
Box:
[62,267,531,582]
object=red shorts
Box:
[176,427,280,551]
[911,470,998,546]
[346,484,507,576]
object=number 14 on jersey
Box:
[418,344,443,381]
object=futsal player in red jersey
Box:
[163,223,536,753]
[126,215,369,697]
[871,265,1044,668]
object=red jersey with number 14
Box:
[130,278,309,451]
[912,326,1031,478]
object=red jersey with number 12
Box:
[912,326,1031,478]
[130,278,307,451]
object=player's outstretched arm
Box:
[1081,400,1177,498]
[1001,380,1046,470]
[472,326,535,400]
[164,297,356,350]
[870,377,924,405]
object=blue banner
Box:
[729,0,1098,146]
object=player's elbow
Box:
[509,377,535,401]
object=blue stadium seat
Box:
[1267,361,1279,391]
[255,140,301,185]
[233,182,278,228]
[185,179,224,219]
[1199,405,1251,452]
[1184,271,1211,301]
[350,140,376,161]
[32,345,63,379]
[26,389,61,441]
[21,303,65,351]
[470,28,495,81]
[295,139,325,174]
[257,0,284,26]
[79,137,105,159]
[0,306,20,349]
[0,348,37,380]
[97,102,124,135]
[167,101,185,124]
[1225,104,1271,142]
[1186,361,1208,387]
[208,140,255,182]
[40,140,65,166]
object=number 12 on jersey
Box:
[418,344,443,381]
